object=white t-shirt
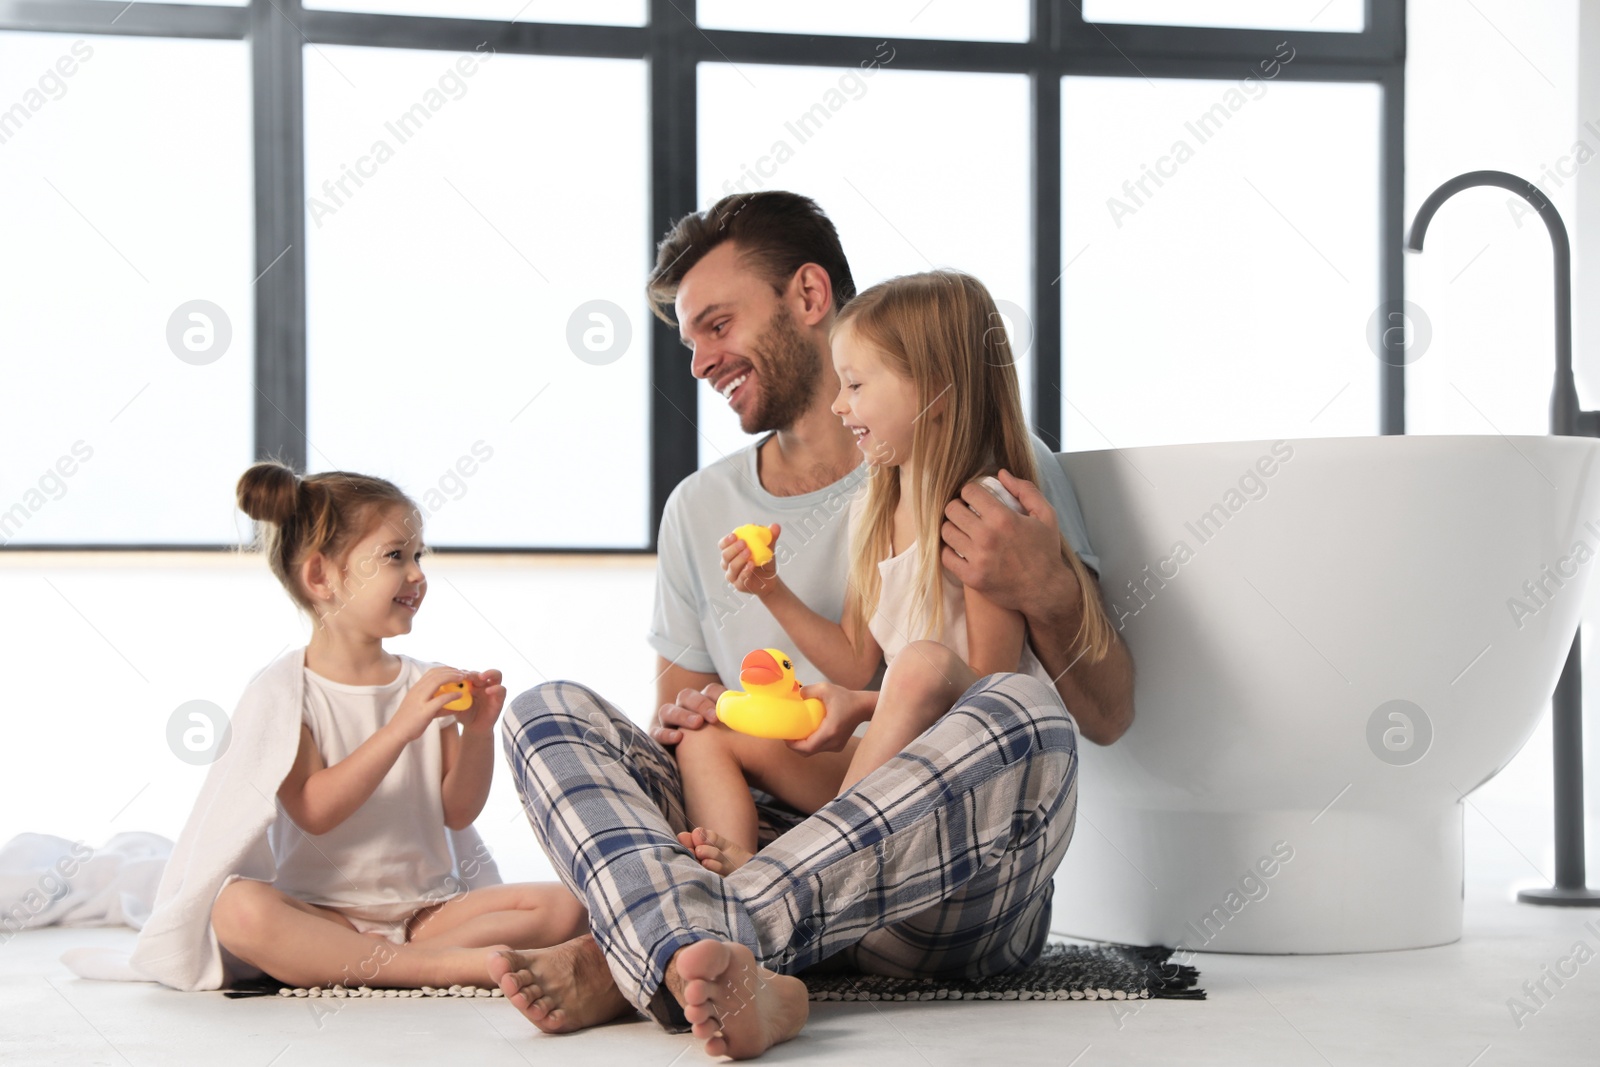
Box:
[269,655,461,913]
[861,481,1055,691]
[649,433,1099,691]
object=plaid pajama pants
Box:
[499,671,1078,1027]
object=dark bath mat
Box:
[801,944,1205,1002]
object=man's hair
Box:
[646,191,857,326]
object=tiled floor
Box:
[4,553,1600,1064]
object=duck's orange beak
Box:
[739,648,782,688]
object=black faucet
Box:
[1408,170,1599,906]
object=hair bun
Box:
[236,461,301,526]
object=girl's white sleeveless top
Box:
[269,655,461,911]
[868,537,1056,690]
[851,487,1057,691]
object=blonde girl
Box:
[674,269,1113,874]
[206,461,585,988]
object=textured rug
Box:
[226,944,1203,1003]
[803,944,1204,1002]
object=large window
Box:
[697,62,1031,465]
[303,0,644,23]
[1061,76,1382,449]
[697,1,1030,43]
[304,46,651,548]
[1081,1,1365,33]
[0,0,1406,550]
[0,31,254,546]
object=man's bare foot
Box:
[488,935,635,1034]
[676,827,755,875]
[668,940,808,1060]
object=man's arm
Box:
[1019,563,1135,746]
[940,470,1135,746]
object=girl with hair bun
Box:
[131,460,592,998]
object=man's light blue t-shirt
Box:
[648,434,1100,691]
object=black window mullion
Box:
[694,29,1032,73]
[1058,6,1402,65]
[299,11,647,57]
[1032,0,1064,449]
[250,0,308,471]
[648,0,699,551]
[1381,63,1406,434]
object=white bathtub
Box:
[1052,434,1600,952]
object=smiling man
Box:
[494,192,1135,1058]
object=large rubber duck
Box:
[716,648,826,740]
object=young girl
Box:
[673,270,1114,874]
[159,461,586,990]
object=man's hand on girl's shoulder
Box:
[939,470,1071,617]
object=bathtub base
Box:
[1050,803,1464,953]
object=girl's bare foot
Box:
[668,940,808,1060]
[676,827,755,875]
[487,935,635,1034]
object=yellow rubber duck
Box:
[730,524,775,566]
[434,681,473,711]
[716,648,826,740]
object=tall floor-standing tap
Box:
[1408,170,1599,905]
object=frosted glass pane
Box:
[1405,0,1576,437]
[305,47,649,548]
[0,32,254,546]
[304,0,643,23]
[698,1,1029,42]
[1061,76,1381,450]
[1082,0,1362,33]
[696,64,1031,467]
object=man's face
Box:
[676,242,823,435]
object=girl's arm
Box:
[756,580,883,690]
[277,724,414,836]
[963,582,1029,677]
[722,526,882,688]
[438,669,506,830]
[277,667,464,836]
[438,729,494,831]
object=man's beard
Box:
[742,306,822,435]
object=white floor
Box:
[6,885,1599,1066]
[4,552,1600,1064]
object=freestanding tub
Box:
[1052,434,1600,953]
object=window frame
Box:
[0,0,1406,551]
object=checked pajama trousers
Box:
[499,671,1079,1027]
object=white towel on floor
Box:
[57,647,501,991]
[0,831,171,935]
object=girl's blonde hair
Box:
[236,460,417,615]
[836,270,1113,668]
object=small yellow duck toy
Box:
[730,524,775,566]
[434,681,474,711]
[716,648,826,740]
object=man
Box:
[645,200,1130,746]
[490,192,1135,1058]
